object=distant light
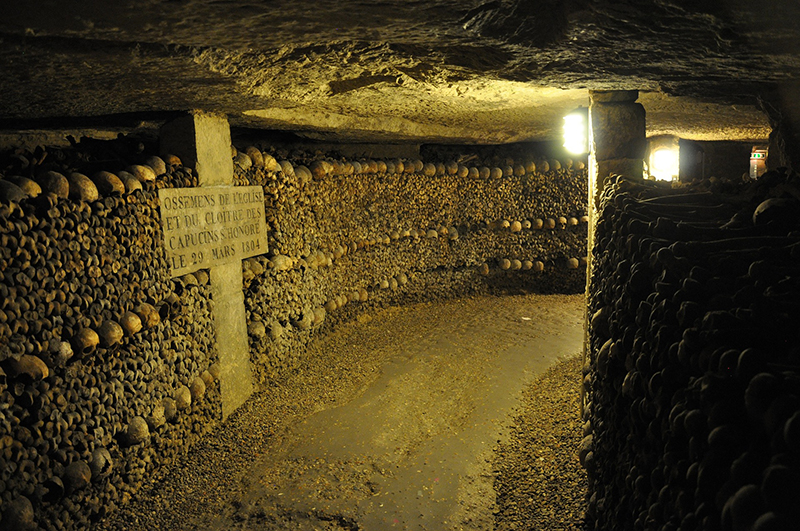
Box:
[650,147,679,181]
[563,108,589,155]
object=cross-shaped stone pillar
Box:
[160,110,254,419]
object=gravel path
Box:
[97,294,585,531]
[493,355,588,530]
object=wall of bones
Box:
[231,146,588,385]
[583,172,800,530]
[0,150,221,531]
[0,135,588,530]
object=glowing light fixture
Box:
[647,136,680,182]
[651,148,679,181]
[563,107,589,155]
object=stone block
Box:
[590,90,639,103]
[590,103,646,161]
[159,110,234,186]
[211,261,253,418]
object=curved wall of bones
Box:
[0,137,587,529]
[232,147,589,385]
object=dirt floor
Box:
[97,293,587,530]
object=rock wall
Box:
[583,173,800,531]
[0,136,588,530]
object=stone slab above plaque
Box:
[158,186,268,277]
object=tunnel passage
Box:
[0,131,588,530]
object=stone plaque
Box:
[158,186,267,277]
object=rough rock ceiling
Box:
[1,0,798,144]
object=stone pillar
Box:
[583,90,646,412]
[588,90,646,214]
[160,110,253,419]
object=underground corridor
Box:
[2,1,800,530]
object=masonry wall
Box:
[0,135,588,530]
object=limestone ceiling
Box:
[1,0,798,144]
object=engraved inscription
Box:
[158,186,267,277]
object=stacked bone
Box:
[0,145,221,531]
[232,146,588,384]
[584,174,800,531]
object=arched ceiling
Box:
[1,0,798,144]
